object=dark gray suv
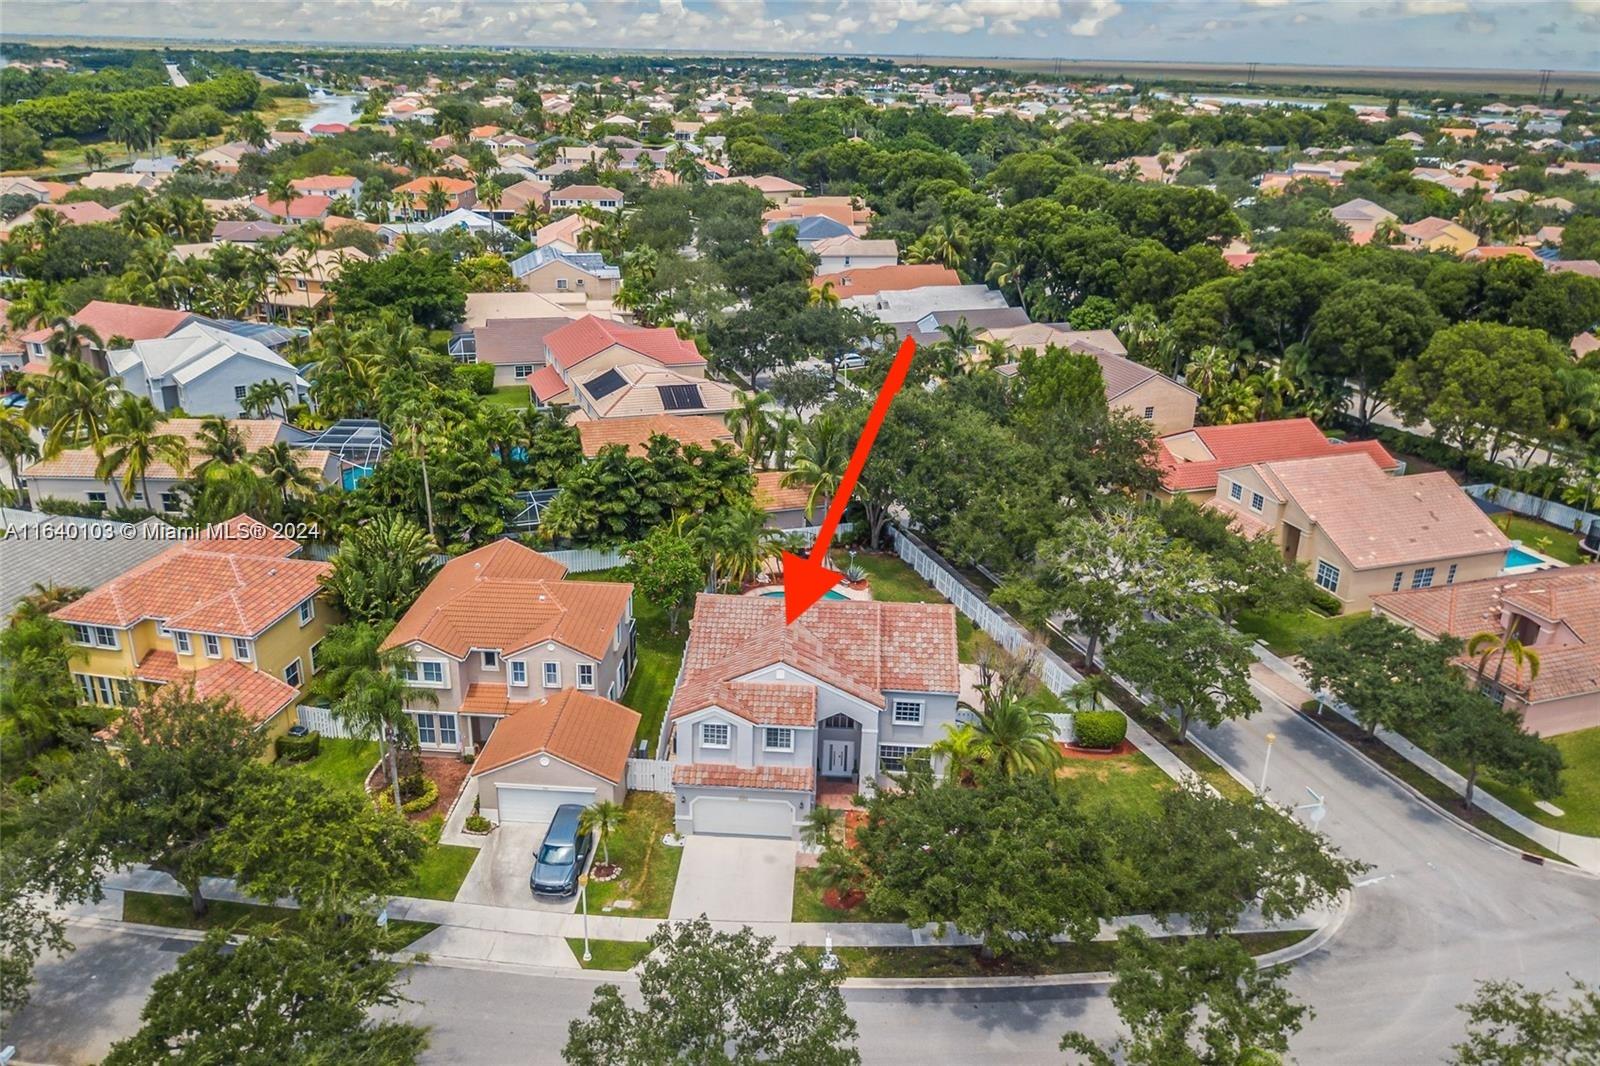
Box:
[530,804,592,898]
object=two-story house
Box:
[265,248,368,320]
[50,515,336,747]
[394,176,478,218]
[106,321,309,418]
[508,247,622,300]
[663,594,961,839]
[547,185,624,212]
[290,174,364,204]
[528,315,708,410]
[380,541,638,785]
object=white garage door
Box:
[691,796,796,838]
[495,784,596,823]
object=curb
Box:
[1294,711,1596,880]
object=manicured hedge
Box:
[1073,711,1127,750]
[275,731,321,762]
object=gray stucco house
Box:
[663,594,961,838]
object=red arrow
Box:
[781,336,917,623]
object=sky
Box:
[4,1,1599,73]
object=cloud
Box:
[1069,0,1122,36]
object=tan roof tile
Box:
[576,414,733,457]
[672,762,815,792]
[23,418,291,481]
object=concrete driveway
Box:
[454,822,580,913]
[668,835,796,923]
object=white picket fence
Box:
[891,527,1084,701]
[295,704,373,739]
[626,757,675,793]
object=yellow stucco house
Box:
[1397,217,1480,256]
[52,515,337,748]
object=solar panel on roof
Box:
[657,384,703,411]
[583,368,628,401]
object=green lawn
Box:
[1491,513,1587,566]
[485,385,533,409]
[792,866,880,924]
[584,793,684,918]
[121,890,437,949]
[1474,726,1600,837]
[1235,608,1366,658]
[1055,748,1174,821]
[399,843,480,901]
[572,567,684,755]
[829,550,981,663]
[567,938,654,970]
[284,738,380,793]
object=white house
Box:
[107,321,308,417]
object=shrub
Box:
[1308,585,1343,616]
[1073,710,1127,749]
[275,730,321,762]
[452,361,495,395]
[378,775,440,814]
[464,813,493,833]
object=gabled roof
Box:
[106,321,297,386]
[543,315,704,372]
[469,688,639,782]
[23,418,292,481]
[134,651,299,724]
[573,363,737,420]
[59,300,195,345]
[575,414,732,456]
[395,175,476,195]
[548,184,623,201]
[669,594,959,724]
[827,264,960,297]
[53,515,325,637]
[1156,418,1400,493]
[381,540,632,661]
[508,246,620,280]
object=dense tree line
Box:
[1,67,259,142]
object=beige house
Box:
[1153,418,1401,503]
[1374,567,1600,736]
[266,248,368,319]
[508,248,621,300]
[530,316,707,410]
[1206,453,1509,613]
[1397,217,1480,255]
[987,325,1199,435]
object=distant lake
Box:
[301,92,361,131]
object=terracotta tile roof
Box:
[1374,568,1600,704]
[396,175,476,195]
[670,594,959,723]
[470,688,639,782]
[381,540,633,661]
[672,762,816,792]
[534,212,595,248]
[250,194,333,219]
[755,470,814,514]
[461,682,513,713]
[65,300,194,344]
[549,184,624,201]
[1219,454,1509,570]
[133,651,299,725]
[826,264,960,297]
[576,414,732,457]
[14,202,119,228]
[53,514,324,636]
[1156,418,1400,493]
[22,418,289,481]
[544,315,704,372]
[529,365,567,402]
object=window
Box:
[1250,492,1265,512]
[283,657,303,688]
[203,634,221,658]
[74,674,94,702]
[1392,571,1404,592]
[878,744,924,772]
[514,364,534,380]
[416,713,457,747]
[87,492,107,506]
[1411,567,1436,590]
[764,727,795,752]
[174,630,191,654]
[161,492,181,513]
[417,713,437,746]
[297,599,315,626]
[294,279,307,291]
[92,626,118,649]
[577,663,594,689]
[821,713,854,729]
[94,676,113,705]
[1143,405,1155,420]
[701,723,730,748]
[1229,482,1243,501]
[510,660,527,686]
[309,639,321,675]
[70,623,93,646]
[234,385,248,401]
[404,660,447,686]
[1314,560,1340,593]
[232,638,252,661]
[543,661,560,688]
[1447,563,1458,586]
[891,700,923,725]
[556,278,569,291]
[438,713,458,746]
[481,650,499,670]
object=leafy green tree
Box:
[1299,616,1462,736]
[320,514,440,626]
[103,919,427,1066]
[1431,686,1563,807]
[564,917,859,1066]
[0,600,100,767]
[850,769,1109,960]
[1062,927,1311,1066]
[1127,780,1364,933]
[1452,977,1600,1065]
[1561,215,1600,262]
[1306,279,1442,431]
[1154,497,1313,623]
[307,623,430,811]
[1107,614,1259,745]
[329,250,467,328]
[626,523,702,634]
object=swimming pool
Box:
[760,590,849,601]
[1505,546,1544,568]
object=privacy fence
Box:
[1462,483,1598,536]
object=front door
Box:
[821,739,854,778]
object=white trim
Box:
[283,656,303,688]
[577,662,595,689]
[203,633,222,659]
[543,661,561,688]
[509,660,528,686]
[232,637,253,662]
[700,722,731,749]
[402,658,450,687]
[763,726,795,752]
[297,598,315,627]
[890,699,923,725]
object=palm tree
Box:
[0,406,39,493]
[252,441,320,509]
[508,201,549,238]
[966,696,1064,778]
[1467,629,1542,693]
[910,217,970,272]
[698,504,779,592]
[986,247,1027,316]
[578,800,627,868]
[265,176,299,221]
[725,390,773,466]
[478,180,503,217]
[191,415,248,471]
[927,721,984,785]
[799,804,843,849]
[25,358,116,460]
[422,180,452,219]
[44,318,105,364]
[307,624,433,810]
[229,112,269,149]
[1184,345,1236,404]
[242,379,295,420]
[807,280,839,307]
[108,113,146,162]
[782,414,849,521]
[96,395,189,509]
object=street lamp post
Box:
[1258,731,1277,797]
[579,873,591,964]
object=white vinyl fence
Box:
[295,704,373,739]
[1462,484,1598,535]
[542,546,631,572]
[626,758,675,793]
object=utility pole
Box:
[1537,69,1552,102]
[1246,61,1259,89]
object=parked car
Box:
[530,803,593,898]
[834,351,866,370]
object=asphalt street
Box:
[8,677,1598,1065]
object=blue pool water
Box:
[1505,547,1543,568]
[761,590,849,600]
[341,465,374,491]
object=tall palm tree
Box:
[0,406,39,493]
[782,414,849,521]
[579,800,626,867]
[807,280,839,308]
[986,247,1027,316]
[911,218,970,272]
[45,318,105,364]
[1184,345,1236,404]
[698,504,779,592]
[725,390,773,466]
[478,181,503,217]
[1467,629,1542,692]
[307,623,433,810]
[266,176,299,220]
[252,441,320,509]
[422,180,452,219]
[96,395,189,509]
[24,358,116,460]
[192,415,248,472]
[242,379,295,419]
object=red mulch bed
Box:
[1058,740,1134,759]
[822,886,866,911]
[400,754,472,822]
